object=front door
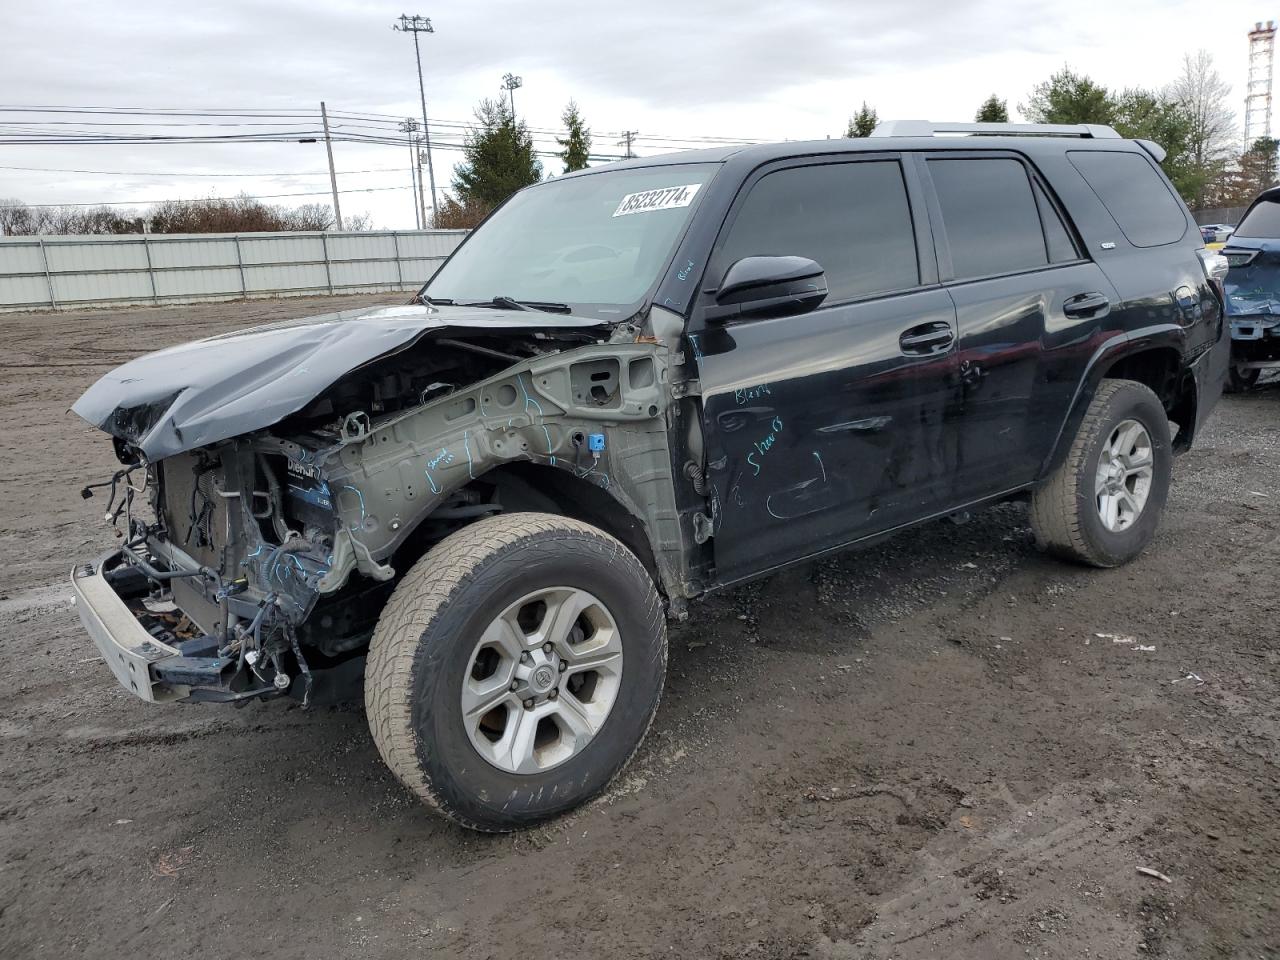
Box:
[689,157,964,585]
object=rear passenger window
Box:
[716,161,918,303]
[928,158,1049,279]
[1068,150,1187,247]
[1033,180,1079,263]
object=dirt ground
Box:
[1,294,1277,960]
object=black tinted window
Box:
[717,161,918,303]
[929,158,1048,279]
[1068,150,1187,247]
[1235,199,1280,238]
[1033,180,1079,263]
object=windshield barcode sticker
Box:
[612,184,701,217]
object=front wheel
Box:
[1029,379,1172,568]
[364,513,666,831]
[1226,360,1261,393]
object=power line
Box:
[0,163,407,177]
[0,104,768,148]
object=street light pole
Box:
[394,15,438,219]
[398,118,421,229]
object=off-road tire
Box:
[1029,378,1172,568]
[364,512,666,832]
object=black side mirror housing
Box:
[706,256,828,323]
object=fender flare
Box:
[1038,324,1187,479]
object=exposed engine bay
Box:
[76,309,691,705]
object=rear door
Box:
[689,155,964,585]
[922,153,1118,500]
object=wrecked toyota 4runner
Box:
[72,123,1228,831]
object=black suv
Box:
[72,120,1228,831]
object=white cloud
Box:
[0,0,1265,231]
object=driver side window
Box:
[716,161,920,305]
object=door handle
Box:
[899,321,955,356]
[1063,291,1111,319]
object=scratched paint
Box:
[734,383,772,405]
[746,415,784,477]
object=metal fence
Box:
[0,229,468,312]
[1193,206,1247,227]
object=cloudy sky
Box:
[0,0,1268,229]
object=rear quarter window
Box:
[1067,150,1187,247]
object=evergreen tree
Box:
[1021,67,1114,124]
[557,100,592,173]
[975,94,1009,123]
[451,98,543,213]
[1111,88,1196,201]
[845,101,879,138]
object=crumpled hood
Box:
[72,303,605,460]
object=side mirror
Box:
[706,256,828,323]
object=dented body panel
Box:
[72,303,604,461]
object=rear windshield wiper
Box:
[459,295,573,314]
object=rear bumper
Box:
[71,550,187,702]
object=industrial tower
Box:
[1246,20,1277,147]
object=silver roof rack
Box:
[870,120,1122,139]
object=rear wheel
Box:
[364,513,666,831]
[1029,379,1172,568]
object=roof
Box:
[562,131,1153,179]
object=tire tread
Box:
[1029,378,1164,567]
[364,512,665,830]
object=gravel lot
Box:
[1,295,1277,960]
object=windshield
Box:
[422,162,718,320]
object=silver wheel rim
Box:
[1095,418,1154,533]
[461,586,623,775]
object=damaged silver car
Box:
[71,128,1226,831]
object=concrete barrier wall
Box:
[0,229,468,311]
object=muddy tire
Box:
[1226,361,1260,393]
[1029,379,1172,568]
[364,512,666,832]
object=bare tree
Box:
[2,195,376,235]
[1170,50,1237,209]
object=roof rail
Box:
[870,120,1122,139]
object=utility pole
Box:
[394,14,438,217]
[418,148,431,227]
[618,130,638,159]
[399,118,421,229]
[501,72,523,119]
[320,101,343,230]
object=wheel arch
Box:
[482,462,665,589]
[1040,328,1196,478]
[385,460,677,606]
